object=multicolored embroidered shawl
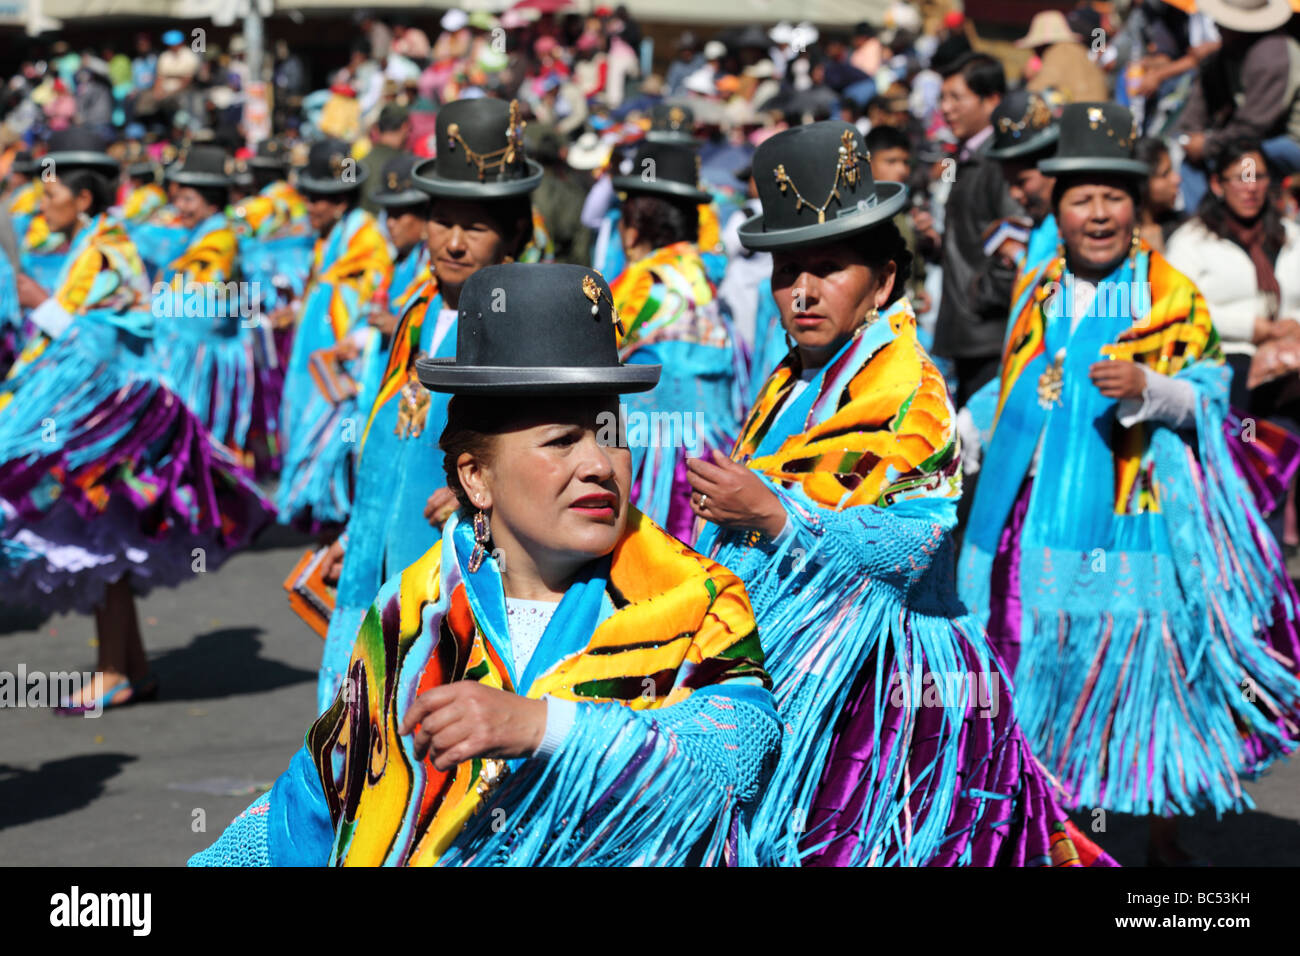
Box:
[318,273,450,712]
[276,207,392,529]
[734,298,961,509]
[200,508,779,866]
[122,182,168,225]
[697,297,1105,866]
[959,242,1300,816]
[611,241,740,537]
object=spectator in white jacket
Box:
[1166,137,1300,410]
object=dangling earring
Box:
[1129,226,1142,258]
[467,508,492,572]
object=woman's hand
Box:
[1088,359,1146,400]
[320,538,346,586]
[399,682,548,770]
[1249,339,1300,388]
[424,486,459,528]
[1258,317,1300,343]
[269,303,297,329]
[17,275,49,310]
[334,338,361,362]
[368,308,399,336]
[686,449,786,538]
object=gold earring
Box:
[467,509,491,572]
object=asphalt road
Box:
[1,524,1299,866]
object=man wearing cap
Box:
[275,137,393,531]
[359,104,411,215]
[1174,0,1300,210]
[136,29,199,129]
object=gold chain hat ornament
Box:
[772,129,869,224]
[446,99,526,182]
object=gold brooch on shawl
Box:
[1037,348,1066,409]
[582,273,625,336]
[395,358,431,439]
[475,758,508,799]
[772,129,867,224]
[446,100,526,182]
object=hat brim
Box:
[611,174,711,205]
[126,161,157,178]
[737,180,908,251]
[1037,157,1150,177]
[168,170,234,188]
[416,358,661,395]
[645,130,697,145]
[247,157,288,171]
[297,165,370,194]
[44,151,120,176]
[987,126,1060,161]
[1197,0,1292,32]
[411,158,543,198]
[373,189,430,209]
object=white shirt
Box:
[505,597,578,758]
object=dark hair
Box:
[865,124,911,156]
[302,186,362,210]
[854,21,877,40]
[938,51,1005,99]
[1197,136,1284,256]
[192,184,230,211]
[60,167,115,216]
[251,165,281,190]
[440,396,513,510]
[621,192,698,250]
[857,219,913,308]
[1050,174,1141,214]
[1134,136,1169,212]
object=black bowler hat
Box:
[248,138,289,172]
[416,263,661,395]
[11,150,38,177]
[231,158,254,190]
[1038,102,1148,179]
[645,103,695,145]
[412,98,542,199]
[44,128,119,176]
[738,120,906,251]
[127,158,159,181]
[987,89,1060,162]
[611,140,710,204]
[297,137,368,195]
[372,153,429,209]
[168,144,235,188]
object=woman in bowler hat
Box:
[192,263,781,866]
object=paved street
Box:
[2,524,1299,866]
